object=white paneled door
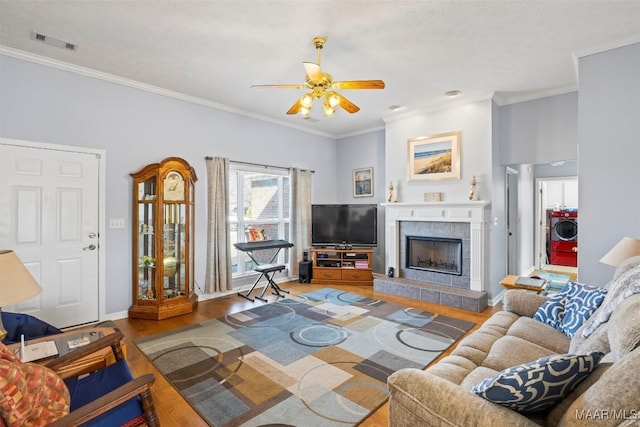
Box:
[0,142,100,328]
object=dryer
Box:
[549,210,578,267]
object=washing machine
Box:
[549,210,578,267]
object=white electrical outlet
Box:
[109,218,125,229]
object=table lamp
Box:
[599,237,640,267]
[0,250,43,340]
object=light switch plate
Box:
[109,218,125,229]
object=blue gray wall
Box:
[500,92,578,165]
[579,42,640,286]
[334,130,386,273]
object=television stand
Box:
[311,247,373,286]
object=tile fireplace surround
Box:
[376,201,490,312]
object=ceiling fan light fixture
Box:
[300,106,311,117]
[326,92,340,108]
[300,93,314,108]
[323,106,336,117]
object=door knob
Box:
[83,244,97,251]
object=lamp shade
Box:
[0,250,42,306]
[599,237,640,267]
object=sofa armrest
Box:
[502,290,549,317]
[388,368,539,427]
[44,330,125,372]
[47,373,157,427]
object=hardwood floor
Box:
[114,282,500,427]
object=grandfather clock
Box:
[129,157,198,320]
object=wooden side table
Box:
[7,327,125,378]
[500,275,546,294]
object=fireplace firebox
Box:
[406,236,463,276]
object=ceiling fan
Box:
[251,36,385,117]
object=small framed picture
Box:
[353,167,374,197]
[408,131,461,181]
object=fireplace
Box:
[400,221,470,288]
[382,201,489,292]
[406,236,462,276]
[377,201,489,312]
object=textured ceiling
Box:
[1,1,639,138]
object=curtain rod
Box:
[204,157,314,173]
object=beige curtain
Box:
[290,168,312,276]
[205,157,232,292]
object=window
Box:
[229,164,290,279]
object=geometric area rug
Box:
[134,288,475,427]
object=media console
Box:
[310,247,373,286]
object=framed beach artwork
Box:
[353,167,374,197]
[408,131,461,181]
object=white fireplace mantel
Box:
[381,201,490,291]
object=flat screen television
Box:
[311,204,377,247]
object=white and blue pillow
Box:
[472,351,604,413]
[533,291,566,331]
[533,281,607,338]
[561,283,608,337]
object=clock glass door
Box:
[136,176,157,301]
[162,201,186,299]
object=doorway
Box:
[0,138,105,328]
[506,167,519,275]
[535,177,578,272]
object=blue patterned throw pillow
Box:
[533,289,567,331]
[472,351,604,413]
[561,282,607,338]
[533,282,607,338]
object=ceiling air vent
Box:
[31,31,77,51]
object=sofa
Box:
[387,260,640,426]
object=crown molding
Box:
[492,85,578,106]
[382,92,495,124]
[0,45,337,139]
[573,36,640,59]
[335,124,386,139]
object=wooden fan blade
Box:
[332,80,385,90]
[335,93,360,114]
[303,62,322,81]
[286,99,303,115]
[251,84,307,89]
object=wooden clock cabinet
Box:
[129,157,198,320]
